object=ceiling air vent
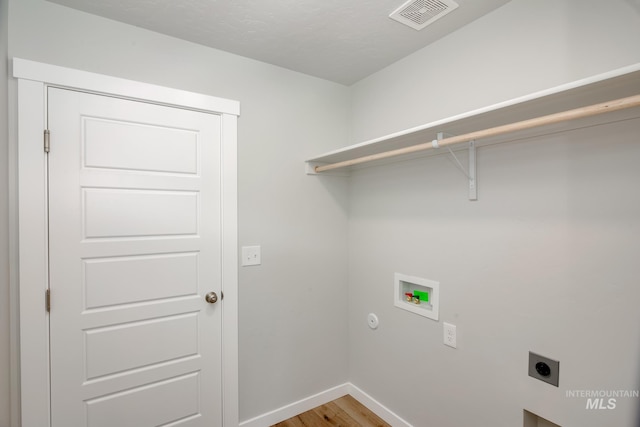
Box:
[389,0,459,30]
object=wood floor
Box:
[273,395,391,427]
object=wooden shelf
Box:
[306,64,640,175]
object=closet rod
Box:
[315,94,640,173]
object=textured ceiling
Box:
[46,0,511,85]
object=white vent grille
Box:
[389,0,459,30]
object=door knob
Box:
[205,292,218,304]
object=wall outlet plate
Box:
[241,246,261,266]
[443,322,456,348]
[528,352,559,387]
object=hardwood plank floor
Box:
[273,395,391,427]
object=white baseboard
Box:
[348,383,413,427]
[239,383,350,427]
[238,382,412,427]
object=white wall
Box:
[347,0,640,426]
[351,0,640,142]
[3,0,350,423]
[0,0,10,425]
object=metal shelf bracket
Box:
[435,132,477,201]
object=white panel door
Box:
[47,87,222,427]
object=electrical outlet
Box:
[443,322,456,348]
[241,246,261,266]
[528,352,559,387]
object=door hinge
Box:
[45,289,51,312]
[44,129,50,153]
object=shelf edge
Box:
[306,62,640,164]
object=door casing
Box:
[13,58,239,427]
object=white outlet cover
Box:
[241,246,261,266]
[367,313,379,329]
[443,322,457,348]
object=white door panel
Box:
[83,253,199,309]
[84,313,199,379]
[83,117,199,174]
[83,188,199,238]
[85,372,201,427]
[48,87,222,427]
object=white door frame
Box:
[13,58,239,427]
